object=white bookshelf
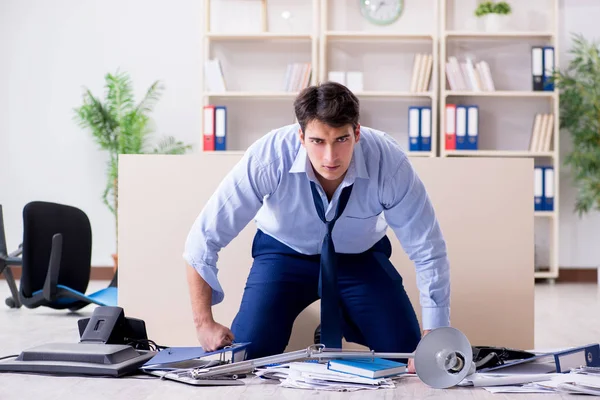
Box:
[320,0,439,158]
[440,0,560,280]
[200,0,562,279]
[202,0,319,151]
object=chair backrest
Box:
[20,201,92,298]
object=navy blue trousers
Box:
[230,230,422,359]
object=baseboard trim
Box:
[555,268,598,283]
[0,266,115,281]
[2,266,596,283]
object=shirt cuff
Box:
[422,306,450,331]
[184,254,225,306]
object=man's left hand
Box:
[407,330,431,374]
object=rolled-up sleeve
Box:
[183,148,276,305]
[381,157,451,330]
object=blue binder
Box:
[543,166,554,211]
[455,106,468,150]
[466,105,479,150]
[408,106,421,151]
[534,167,544,211]
[481,343,600,374]
[420,106,432,152]
[543,46,555,91]
[215,106,227,151]
[141,342,251,371]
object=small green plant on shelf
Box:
[474,2,512,17]
[553,33,600,216]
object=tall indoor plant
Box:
[73,71,192,267]
[553,33,600,216]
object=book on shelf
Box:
[283,63,312,92]
[446,56,495,92]
[528,113,554,152]
[205,59,227,92]
[410,53,433,93]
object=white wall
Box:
[0,0,203,265]
[0,0,598,268]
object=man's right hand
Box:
[196,320,235,352]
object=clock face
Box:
[360,0,403,25]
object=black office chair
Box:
[0,201,117,311]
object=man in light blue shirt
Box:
[184,82,450,372]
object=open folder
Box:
[141,342,251,371]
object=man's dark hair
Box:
[293,81,360,134]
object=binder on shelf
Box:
[445,104,456,150]
[543,46,555,91]
[543,167,555,211]
[532,47,544,91]
[408,106,421,152]
[534,167,544,211]
[455,105,467,150]
[203,105,215,152]
[215,106,227,151]
[420,106,432,152]
[466,105,479,150]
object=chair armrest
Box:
[43,234,63,302]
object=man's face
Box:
[299,119,360,183]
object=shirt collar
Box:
[289,142,370,181]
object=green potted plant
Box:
[553,33,600,217]
[73,70,193,269]
[474,1,512,32]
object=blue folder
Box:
[142,342,251,371]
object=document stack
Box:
[458,343,600,394]
[255,360,405,392]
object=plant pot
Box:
[482,14,509,32]
[112,253,118,272]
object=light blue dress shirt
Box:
[183,124,451,330]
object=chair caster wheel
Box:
[5,297,17,308]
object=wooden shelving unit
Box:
[319,0,439,158]
[440,0,560,280]
[201,0,562,279]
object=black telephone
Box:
[77,306,151,350]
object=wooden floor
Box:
[0,281,597,399]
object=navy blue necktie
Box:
[310,181,354,349]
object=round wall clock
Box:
[359,0,403,26]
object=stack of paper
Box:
[458,367,600,395]
[537,371,600,396]
[255,361,397,392]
